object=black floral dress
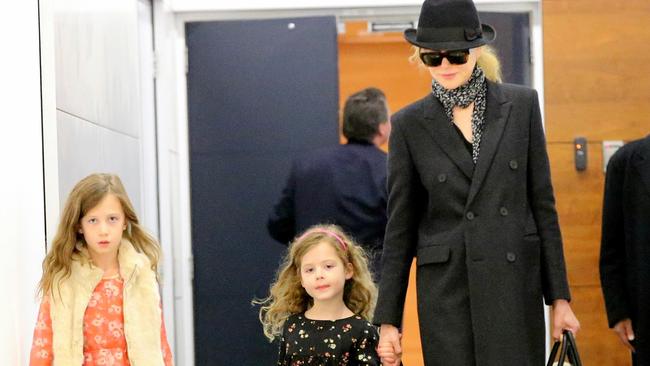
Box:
[277,313,380,365]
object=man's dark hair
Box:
[342,87,388,143]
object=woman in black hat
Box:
[374,0,580,365]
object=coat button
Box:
[466,211,475,220]
[509,160,518,170]
[500,207,508,216]
[437,173,447,183]
[506,252,516,262]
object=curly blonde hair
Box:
[255,224,377,342]
[37,173,161,298]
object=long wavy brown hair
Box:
[37,173,161,298]
[255,224,377,342]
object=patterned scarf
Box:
[431,66,487,164]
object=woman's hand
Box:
[613,318,636,352]
[551,299,581,340]
[378,324,402,366]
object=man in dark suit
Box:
[600,134,650,366]
[267,87,390,276]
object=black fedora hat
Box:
[405,0,496,51]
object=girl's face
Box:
[425,46,483,90]
[79,193,126,263]
[299,241,353,305]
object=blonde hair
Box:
[255,224,377,342]
[410,45,503,83]
[37,173,161,297]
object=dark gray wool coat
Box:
[600,134,650,366]
[375,81,571,366]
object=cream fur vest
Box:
[49,240,164,365]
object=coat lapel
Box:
[632,135,650,196]
[466,82,512,206]
[419,94,474,180]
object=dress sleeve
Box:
[160,304,174,366]
[350,323,380,366]
[276,322,288,366]
[29,297,53,366]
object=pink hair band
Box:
[297,229,348,251]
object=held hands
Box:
[551,299,581,341]
[613,318,636,352]
[377,324,402,366]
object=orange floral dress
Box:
[30,276,173,366]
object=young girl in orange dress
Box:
[30,173,173,366]
[257,224,380,365]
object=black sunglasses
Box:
[419,49,470,67]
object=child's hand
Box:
[377,343,400,365]
[378,324,402,366]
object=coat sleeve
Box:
[267,162,298,244]
[527,90,571,304]
[599,148,629,327]
[374,116,421,326]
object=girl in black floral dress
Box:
[257,224,380,365]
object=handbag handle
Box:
[564,330,582,366]
[546,330,582,366]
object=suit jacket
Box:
[267,140,387,271]
[600,135,650,364]
[374,81,570,366]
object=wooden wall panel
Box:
[569,286,631,366]
[543,0,650,141]
[401,262,425,366]
[545,103,650,143]
[338,21,431,130]
[547,142,603,287]
[543,1,650,365]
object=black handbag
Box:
[546,329,583,366]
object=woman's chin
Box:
[439,80,463,90]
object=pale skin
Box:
[372,119,392,148]
[299,241,355,321]
[78,193,127,278]
[613,318,635,352]
[376,46,581,366]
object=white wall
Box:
[154,0,194,365]
[0,1,47,365]
[153,1,193,363]
[53,0,145,211]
